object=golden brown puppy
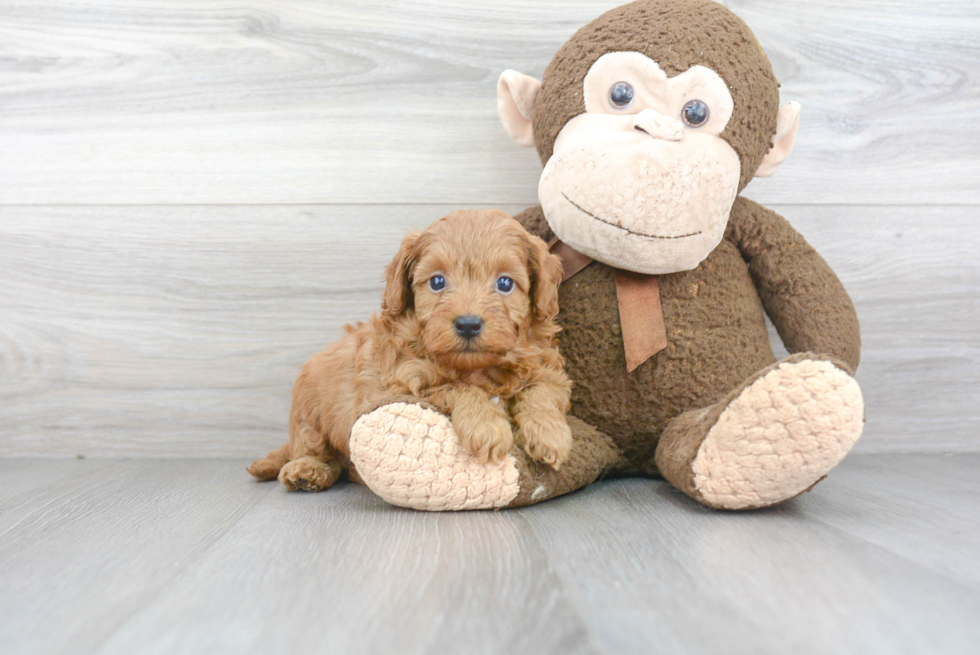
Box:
[248,209,572,492]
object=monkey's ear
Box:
[497,70,542,148]
[756,101,801,178]
[382,231,423,317]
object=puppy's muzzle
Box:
[454,315,484,340]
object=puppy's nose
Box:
[454,315,484,339]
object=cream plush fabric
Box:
[351,403,521,511]
[692,359,864,509]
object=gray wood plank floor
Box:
[1,454,978,655]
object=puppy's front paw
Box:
[455,412,514,465]
[518,415,573,471]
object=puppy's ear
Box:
[525,232,563,324]
[382,231,423,316]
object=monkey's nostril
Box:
[634,125,649,135]
[454,315,484,339]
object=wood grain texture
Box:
[0,459,598,655]
[0,0,977,205]
[1,204,977,456]
[801,454,980,588]
[0,460,275,655]
[1,455,978,655]
[526,453,980,655]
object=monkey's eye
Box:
[495,276,515,294]
[609,82,635,109]
[682,99,710,127]
[428,274,447,292]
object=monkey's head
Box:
[498,0,800,275]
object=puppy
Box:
[248,209,573,492]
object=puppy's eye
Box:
[681,99,710,127]
[609,81,634,109]
[428,275,446,292]
[495,276,515,294]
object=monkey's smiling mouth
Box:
[561,193,702,240]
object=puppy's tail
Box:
[247,443,291,481]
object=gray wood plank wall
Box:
[1,1,977,456]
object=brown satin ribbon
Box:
[550,240,668,373]
[551,240,593,282]
[613,270,668,372]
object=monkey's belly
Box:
[556,239,776,471]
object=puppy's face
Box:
[383,210,562,370]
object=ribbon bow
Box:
[550,241,667,373]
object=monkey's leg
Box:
[349,402,626,511]
[507,416,627,508]
[655,354,864,510]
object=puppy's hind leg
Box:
[247,443,292,481]
[278,418,345,492]
[248,409,312,481]
[249,409,341,491]
[278,456,343,492]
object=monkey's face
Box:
[538,52,740,275]
[499,18,799,275]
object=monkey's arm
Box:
[727,196,861,371]
[513,205,556,243]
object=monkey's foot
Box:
[349,403,520,511]
[657,355,864,510]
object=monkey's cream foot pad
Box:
[693,359,864,510]
[350,402,520,511]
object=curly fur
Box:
[247,209,572,491]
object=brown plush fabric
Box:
[516,205,556,245]
[501,1,864,510]
[654,351,845,507]
[652,405,717,505]
[506,416,628,507]
[727,197,861,371]
[552,240,669,372]
[335,0,864,513]
[514,199,861,478]
[532,0,780,191]
[517,205,771,472]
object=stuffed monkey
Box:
[348,0,865,511]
